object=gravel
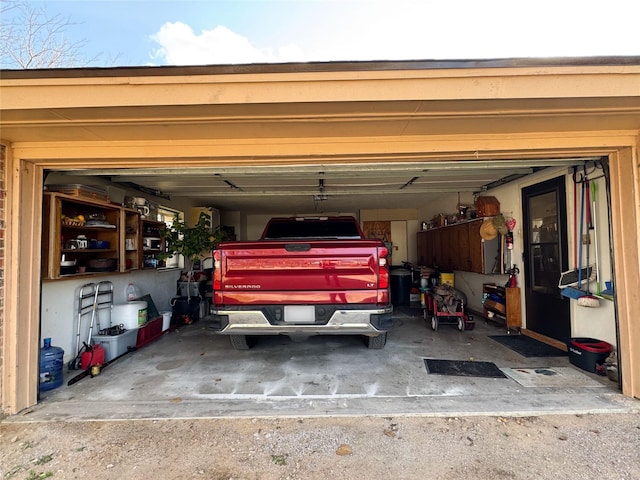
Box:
[1,413,639,479]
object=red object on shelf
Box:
[136,316,164,348]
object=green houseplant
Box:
[160,211,226,275]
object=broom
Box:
[561,179,589,300]
[577,179,600,308]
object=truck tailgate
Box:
[216,240,383,304]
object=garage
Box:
[2,58,640,416]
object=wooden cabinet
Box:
[43,192,164,279]
[417,219,502,274]
[483,283,521,332]
[122,209,141,272]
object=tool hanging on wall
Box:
[577,179,600,307]
[559,166,594,292]
[561,175,590,299]
[506,265,519,288]
[590,179,602,296]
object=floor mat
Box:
[501,367,605,387]
[424,359,507,378]
[489,335,566,357]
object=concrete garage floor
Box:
[16,308,638,422]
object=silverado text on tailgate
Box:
[209,216,393,349]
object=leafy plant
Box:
[160,212,226,272]
[26,471,53,480]
[35,454,53,465]
[270,454,287,466]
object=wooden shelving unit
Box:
[482,283,521,333]
[43,192,164,279]
[141,219,166,269]
[122,209,141,272]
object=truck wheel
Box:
[230,335,256,350]
[365,332,387,349]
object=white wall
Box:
[40,267,181,363]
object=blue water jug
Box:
[39,337,64,391]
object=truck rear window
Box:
[262,220,362,240]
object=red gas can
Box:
[80,344,105,370]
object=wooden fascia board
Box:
[2,66,640,110]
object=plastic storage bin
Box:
[439,272,455,287]
[92,328,137,362]
[136,316,163,348]
[160,311,171,331]
[567,337,612,373]
[112,301,147,330]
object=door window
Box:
[529,191,561,293]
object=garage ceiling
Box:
[54,158,589,213]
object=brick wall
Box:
[0,144,5,408]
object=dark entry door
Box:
[522,176,571,341]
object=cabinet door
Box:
[468,220,484,273]
[424,229,435,267]
[417,231,426,265]
[455,222,470,271]
[432,228,442,268]
[440,227,453,270]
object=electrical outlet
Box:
[582,234,591,244]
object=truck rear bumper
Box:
[208,305,393,336]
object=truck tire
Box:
[230,335,256,350]
[365,332,387,349]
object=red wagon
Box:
[421,287,475,332]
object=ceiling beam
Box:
[63,158,592,177]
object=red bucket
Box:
[567,337,612,373]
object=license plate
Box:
[284,305,315,324]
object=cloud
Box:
[150,21,306,65]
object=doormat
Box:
[489,335,566,357]
[501,367,605,388]
[424,359,507,378]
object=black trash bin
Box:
[171,296,201,325]
[390,268,412,306]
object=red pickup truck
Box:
[209,216,393,349]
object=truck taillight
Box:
[379,269,389,289]
[213,250,221,290]
[378,247,389,289]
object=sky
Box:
[13,0,640,67]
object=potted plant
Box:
[160,212,226,297]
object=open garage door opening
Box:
[28,155,624,419]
